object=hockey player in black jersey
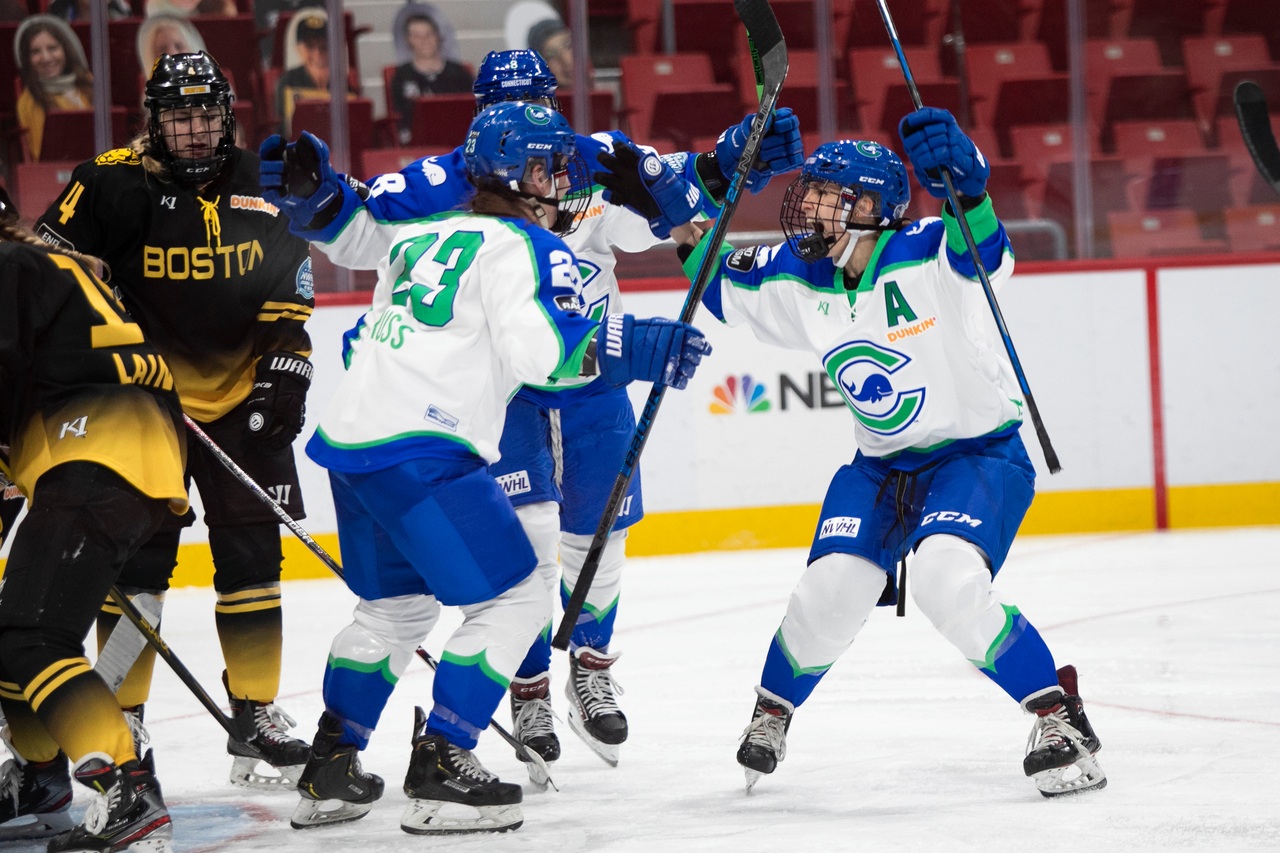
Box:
[33,52,315,789]
[0,184,185,852]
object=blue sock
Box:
[427,650,509,749]
[759,629,830,708]
[515,621,553,680]
[322,654,398,749]
[560,580,619,651]
[970,604,1059,703]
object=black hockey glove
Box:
[594,142,701,239]
[244,352,313,452]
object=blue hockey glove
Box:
[594,142,702,239]
[898,107,990,199]
[716,107,804,193]
[595,313,711,389]
[259,131,343,226]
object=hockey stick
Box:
[96,592,163,694]
[552,0,788,650]
[182,416,558,789]
[1234,80,1280,196]
[106,585,242,741]
[872,0,1061,474]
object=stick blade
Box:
[1235,79,1280,193]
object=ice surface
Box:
[6,528,1278,851]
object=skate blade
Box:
[0,808,75,841]
[229,755,305,789]
[1031,753,1108,798]
[743,767,764,792]
[400,799,523,835]
[290,796,375,829]
[566,711,620,767]
[523,756,559,792]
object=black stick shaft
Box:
[107,586,241,741]
[553,0,788,649]
[874,0,1060,474]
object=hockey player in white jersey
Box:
[258,49,803,774]
[604,105,1105,799]
[262,101,710,834]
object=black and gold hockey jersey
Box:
[34,146,314,423]
[0,242,187,511]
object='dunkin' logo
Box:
[710,375,770,415]
[823,340,925,435]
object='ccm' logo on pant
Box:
[921,511,983,528]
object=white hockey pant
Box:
[442,571,552,681]
[560,528,627,618]
[909,533,1011,662]
[516,501,561,600]
[775,552,885,670]
[329,594,442,686]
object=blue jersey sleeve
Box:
[359,147,473,224]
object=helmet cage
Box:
[780,140,910,263]
[144,53,236,185]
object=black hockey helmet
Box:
[144,51,236,186]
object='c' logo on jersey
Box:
[822,340,925,436]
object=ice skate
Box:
[0,747,73,841]
[225,674,309,789]
[46,751,172,853]
[510,673,559,787]
[400,707,523,835]
[1022,665,1107,798]
[564,647,627,766]
[736,686,794,792]
[290,712,385,830]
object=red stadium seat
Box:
[11,160,78,225]
[1215,112,1280,206]
[291,98,374,177]
[1111,119,1207,157]
[1038,0,1135,70]
[1041,156,1138,255]
[27,107,132,163]
[962,41,1058,129]
[619,53,739,147]
[1128,153,1234,217]
[848,46,945,135]
[558,90,616,132]
[1182,35,1280,130]
[193,15,262,131]
[847,0,947,49]
[408,93,477,149]
[1223,204,1280,252]
[1221,0,1280,61]
[735,48,852,131]
[1107,208,1226,257]
[1090,70,1196,150]
[1126,0,1211,65]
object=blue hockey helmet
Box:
[780,140,911,262]
[464,101,590,234]
[473,49,559,113]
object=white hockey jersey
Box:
[306,212,601,472]
[689,196,1023,458]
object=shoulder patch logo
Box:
[94,148,141,166]
[295,257,314,300]
[726,246,760,272]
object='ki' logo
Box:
[822,341,926,436]
[59,416,88,438]
[159,196,177,210]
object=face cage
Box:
[150,102,235,185]
[539,150,591,236]
[779,174,863,263]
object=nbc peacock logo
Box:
[710,375,771,415]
